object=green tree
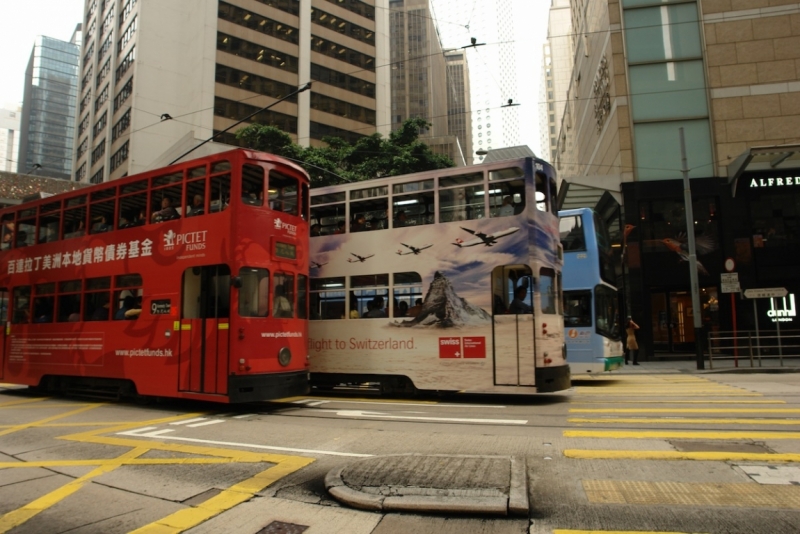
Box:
[235,118,454,187]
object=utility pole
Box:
[679,128,704,370]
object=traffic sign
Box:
[724,258,736,272]
[720,273,739,283]
[721,282,741,294]
[744,288,787,299]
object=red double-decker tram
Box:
[0,148,310,403]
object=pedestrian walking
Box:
[625,316,640,365]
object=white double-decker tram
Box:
[307,157,570,394]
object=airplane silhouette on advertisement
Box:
[346,252,374,263]
[452,226,519,247]
[310,261,328,269]
[396,242,433,255]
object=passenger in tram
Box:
[89,298,111,321]
[310,223,322,237]
[188,194,204,217]
[15,230,28,247]
[115,296,136,320]
[34,301,53,323]
[396,301,409,317]
[92,215,111,233]
[272,286,293,318]
[333,221,346,235]
[151,197,179,222]
[394,210,408,227]
[407,298,423,317]
[499,196,515,217]
[508,286,532,314]
[365,296,387,318]
[351,214,366,233]
[2,221,14,249]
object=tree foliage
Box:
[235,118,454,187]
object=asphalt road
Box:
[2,372,800,533]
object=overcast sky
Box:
[0,0,549,152]
[0,0,84,108]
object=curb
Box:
[324,454,529,516]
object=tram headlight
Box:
[278,347,292,367]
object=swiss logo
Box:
[439,337,462,358]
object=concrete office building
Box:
[555,0,800,358]
[540,0,572,164]
[18,33,81,180]
[0,108,22,173]
[73,0,390,183]
[444,49,472,164]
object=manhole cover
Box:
[255,521,309,534]
[739,465,800,485]
[670,441,773,453]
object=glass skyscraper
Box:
[18,35,80,180]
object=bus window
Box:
[58,280,82,322]
[210,169,231,213]
[297,274,308,319]
[90,190,115,234]
[119,180,147,228]
[242,164,264,206]
[595,284,620,339]
[269,171,299,216]
[151,172,182,222]
[238,268,270,317]
[38,201,61,243]
[559,215,585,251]
[85,277,112,321]
[16,208,36,248]
[564,290,592,326]
[33,282,55,323]
[12,286,31,324]
[538,268,557,314]
[186,177,206,217]
[439,184,484,222]
[352,274,388,318]
[114,274,142,320]
[273,272,294,318]
[311,192,345,236]
[392,272,422,318]
[1,213,14,250]
[310,277,345,319]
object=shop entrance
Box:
[650,287,719,353]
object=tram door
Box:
[179,265,231,395]
[492,266,536,386]
[0,288,6,380]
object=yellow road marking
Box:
[566,429,800,439]
[0,404,102,437]
[0,447,148,534]
[0,458,265,468]
[0,397,47,408]
[570,400,785,404]
[1,403,98,409]
[571,407,800,414]
[573,392,760,396]
[564,449,800,462]
[130,457,314,534]
[569,417,800,425]
[555,532,700,534]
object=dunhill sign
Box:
[748,176,799,188]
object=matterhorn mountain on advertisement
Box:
[392,271,491,328]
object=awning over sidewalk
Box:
[728,143,800,196]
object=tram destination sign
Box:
[744,288,788,299]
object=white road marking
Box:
[187,420,226,428]
[294,399,506,409]
[232,413,255,419]
[304,400,329,407]
[115,429,371,457]
[169,417,207,425]
[328,409,527,425]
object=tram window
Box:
[269,171,299,216]
[1,214,14,250]
[151,185,182,223]
[0,289,8,322]
[439,184,484,222]
[211,160,231,173]
[64,207,87,239]
[440,172,482,188]
[16,214,36,248]
[12,286,31,324]
[392,272,422,318]
[33,282,55,323]
[85,277,112,321]
[186,178,206,217]
[489,167,524,181]
[311,201,345,236]
[90,200,115,234]
[188,165,206,179]
[210,172,230,213]
[393,191,433,227]
[393,179,434,194]
[352,198,388,231]
[549,175,558,214]
[535,172,548,212]
[301,183,309,221]
[310,277,345,320]
[238,268,270,317]
[563,290,592,327]
[297,274,308,319]
[120,180,147,195]
[118,192,147,229]
[538,268,557,314]
[489,180,525,218]
[351,274,389,318]
[38,201,61,243]
[242,164,264,206]
[58,280,82,322]
[114,274,142,320]
[273,272,294,318]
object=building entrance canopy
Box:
[728,144,800,196]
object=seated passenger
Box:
[508,286,532,314]
[115,295,140,320]
[90,301,110,321]
[394,210,407,227]
[15,230,28,247]
[351,215,366,233]
[151,197,179,222]
[188,194,204,217]
[272,286,293,318]
[92,215,111,233]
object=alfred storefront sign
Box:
[748,176,800,188]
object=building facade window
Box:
[96,58,110,87]
[118,16,136,53]
[95,84,109,112]
[91,139,106,166]
[90,167,104,184]
[218,2,299,45]
[113,77,133,112]
[110,141,129,171]
[115,46,135,83]
[311,8,375,46]
[112,109,131,141]
[93,111,107,138]
[75,162,87,182]
[216,33,299,73]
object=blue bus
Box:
[559,208,623,373]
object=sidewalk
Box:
[604,356,800,375]
[325,454,528,517]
